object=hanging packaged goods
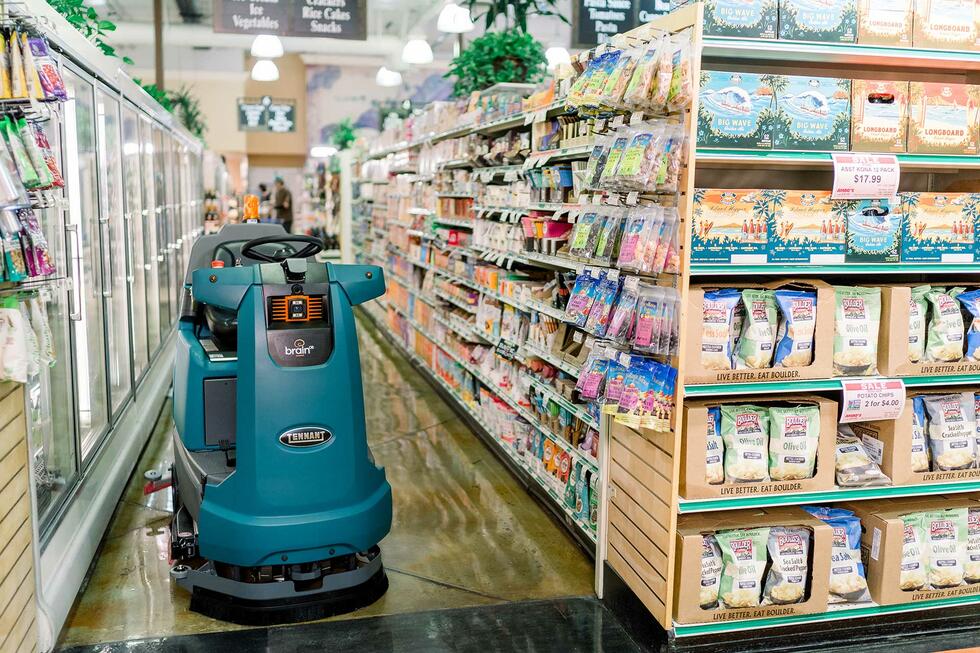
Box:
[352,0,980,640]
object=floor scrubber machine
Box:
[169,220,392,625]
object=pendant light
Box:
[545,47,571,70]
[401,38,433,65]
[251,34,284,59]
[375,66,403,87]
[251,59,280,82]
[437,3,475,33]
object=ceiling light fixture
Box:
[251,34,284,59]
[375,66,403,87]
[401,38,433,65]
[310,146,338,158]
[250,59,280,82]
[437,3,475,33]
[545,46,571,70]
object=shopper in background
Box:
[273,176,293,233]
[258,183,271,203]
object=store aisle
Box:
[56,314,596,649]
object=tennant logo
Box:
[284,338,315,356]
[278,427,332,448]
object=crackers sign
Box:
[839,378,906,423]
[831,153,900,200]
[214,0,367,40]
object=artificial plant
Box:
[463,0,568,32]
[169,86,207,140]
[445,30,546,97]
[332,118,356,150]
[134,79,174,112]
[46,0,133,65]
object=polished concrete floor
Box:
[56,317,596,648]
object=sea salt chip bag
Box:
[716,527,770,609]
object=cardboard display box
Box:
[879,285,980,376]
[685,280,834,385]
[901,192,978,263]
[844,496,980,606]
[773,76,851,152]
[691,189,771,264]
[779,0,858,42]
[702,0,779,38]
[674,507,831,624]
[681,394,838,500]
[768,191,848,264]
[907,82,980,155]
[845,197,903,263]
[857,0,914,46]
[855,391,980,486]
[912,0,979,51]
[850,80,910,153]
[697,72,775,151]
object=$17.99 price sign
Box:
[831,153,900,200]
[839,378,906,423]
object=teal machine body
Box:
[169,224,391,624]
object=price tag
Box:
[524,111,536,126]
[611,115,626,128]
[839,378,906,423]
[504,170,518,182]
[831,154,900,200]
[534,109,548,123]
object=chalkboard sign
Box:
[214,0,367,40]
[238,96,296,133]
[571,0,669,47]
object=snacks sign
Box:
[840,378,906,423]
[214,0,367,40]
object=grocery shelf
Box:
[433,216,475,229]
[523,297,567,321]
[684,373,980,396]
[673,594,980,638]
[523,340,582,378]
[407,207,432,216]
[701,36,980,74]
[434,288,479,314]
[474,164,524,181]
[528,377,599,430]
[438,159,473,170]
[695,148,980,171]
[436,192,477,199]
[678,479,980,514]
[690,262,980,276]
[527,144,593,163]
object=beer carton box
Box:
[697,71,775,151]
[858,0,914,45]
[850,80,910,153]
[845,197,903,263]
[907,82,980,155]
[773,76,851,152]
[912,0,979,50]
[768,191,848,263]
[901,192,978,263]
[779,0,858,42]
[691,189,771,264]
[703,0,779,38]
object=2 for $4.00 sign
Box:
[839,379,906,423]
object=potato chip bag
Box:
[956,289,980,361]
[911,396,930,473]
[900,513,929,591]
[833,286,881,376]
[763,526,810,605]
[768,405,820,481]
[700,289,741,371]
[967,508,980,584]
[716,527,770,609]
[923,508,968,589]
[721,405,770,483]
[706,406,724,485]
[774,289,817,368]
[700,534,723,608]
[835,428,891,487]
[925,287,966,362]
[804,506,871,604]
[736,289,777,369]
[923,393,977,471]
[908,285,930,363]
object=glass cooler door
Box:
[140,115,161,357]
[122,103,149,381]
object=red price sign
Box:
[839,379,906,423]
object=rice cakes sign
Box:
[214,0,367,40]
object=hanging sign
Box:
[572,0,669,48]
[238,96,296,133]
[831,153,901,200]
[839,378,906,423]
[214,0,367,40]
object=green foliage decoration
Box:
[46,0,133,65]
[169,86,207,140]
[463,0,568,32]
[445,30,546,97]
[332,118,356,151]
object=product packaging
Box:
[850,80,910,153]
[701,0,778,38]
[691,189,770,264]
[907,83,980,155]
[779,0,857,42]
[767,191,847,264]
[901,192,978,263]
[845,197,902,263]
[832,285,881,376]
[697,71,774,150]
[857,0,914,45]
[773,75,851,152]
[912,0,979,50]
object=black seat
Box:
[205,305,238,351]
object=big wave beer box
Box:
[697,71,775,150]
[779,0,858,41]
[850,80,909,153]
[768,191,848,263]
[701,0,779,38]
[907,83,980,155]
[691,189,771,264]
[901,192,978,263]
[912,0,979,50]
[773,76,851,151]
[845,197,903,263]
[857,0,914,45]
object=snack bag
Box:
[763,527,810,605]
[700,289,742,370]
[632,284,664,352]
[911,396,930,473]
[769,405,820,481]
[666,33,693,113]
[923,508,968,589]
[647,208,679,275]
[735,289,777,369]
[569,210,604,258]
[1,116,38,188]
[900,513,929,591]
[565,270,600,327]
[27,37,67,101]
[833,286,881,376]
[804,506,871,604]
[585,135,613,189]
[613,122,665,190]
[30,123,64,188]
[0,34,11,99]
[0,299,26,382]
[716,527,770,609]
[706,406,724,485]
[649,36,674,113]
[700,535,724,609]
[617,207,656,271]
[835,427,891,487]
[720,404,770,483]
[615,357,654,427]
[622,38,663,110]
[9,33,26,99]
[956,289,980,361]
[607,276,639,344]
[601,356,628,415]
[576,346,610,400]
[20,33,43,101]
[28,296,54,366]
[967,508,980,584]
[923,393,977,471]
[909,285,930,363]
[597,130,631,188]
[925,287,966,362]
[594,207,624,264]
[584,274,620,337]
[17,117,52,188]
[773,289,817,368]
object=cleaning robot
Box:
[169,217,392,625]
